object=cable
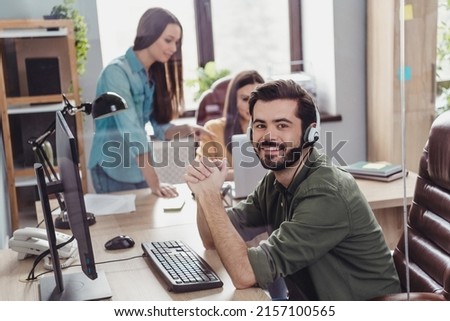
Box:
[286,144,313,191]
[26,236,75,281]
[25,252,146,281]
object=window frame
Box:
[193,0,303,71]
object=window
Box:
[195,0,302,75]
[96,0,303,108]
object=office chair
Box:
[195,76,232,126]
[372,110,450,301]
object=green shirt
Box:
[227,149,401,300]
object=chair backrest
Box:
[195,76,232,126]
[393,110,450,300]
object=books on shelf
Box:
[343,161,406,182]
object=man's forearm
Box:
[196,191,256,289]
[196,201,215,249]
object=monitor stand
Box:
[39,270,112,301]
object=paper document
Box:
[160,197,186,212]
[84,193,136,216]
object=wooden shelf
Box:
[0,19,86,231]
[0,27,68,39]
[7,102,64,115]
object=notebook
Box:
[231,134,269,199]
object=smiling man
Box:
[184,79,400,300]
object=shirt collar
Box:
[125,47,145,74]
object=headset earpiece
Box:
[303,107,321,145]
[304,126,319,144]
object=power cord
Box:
[286,146,312,191]
[26,235,75,281]
[25,252,146,282]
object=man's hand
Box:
[184,157,227,195]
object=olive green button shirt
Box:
[227,149,401,300]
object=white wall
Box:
[302,0,366,166]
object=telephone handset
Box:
[9,227,78,269]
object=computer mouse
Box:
[104,235,135,250]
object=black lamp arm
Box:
[27,94,86,213]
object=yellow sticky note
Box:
[404,4,413,21]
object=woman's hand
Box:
[151,182,179,198]
[138,153,178,198]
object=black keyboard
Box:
[141,240,223,292]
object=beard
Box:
[255,140,303,171]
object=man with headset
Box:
[184,79,400,300]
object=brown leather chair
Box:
[195,76,232,126]
[372,110,450,301]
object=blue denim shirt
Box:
[88,48,172,183]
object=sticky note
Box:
[404,4,413,20]
[397,66,412,81]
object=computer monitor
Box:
[34,110,111,301]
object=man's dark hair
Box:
[248,79,317,137]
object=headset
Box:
[303,106,321,146]
[247,105,321,146]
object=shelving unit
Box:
[0,19,87,231]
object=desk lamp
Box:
[28,92,127,229]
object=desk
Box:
[0,174,416,300]
[0,184,269,301]
[354,172,417,249]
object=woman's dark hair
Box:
[248,79,318,142]
[133,7,184,124]
[223,70,264,154]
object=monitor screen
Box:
[55,110,96,279]
[35,110,111,301]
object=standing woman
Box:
[197,70,264,180]
[89,7,212,197]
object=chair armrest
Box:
[370,292,446,301]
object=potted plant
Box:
[45,0,89,76]
[186,61,230,101]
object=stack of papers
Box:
[84,193,136,216]
[343,161,406,182]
